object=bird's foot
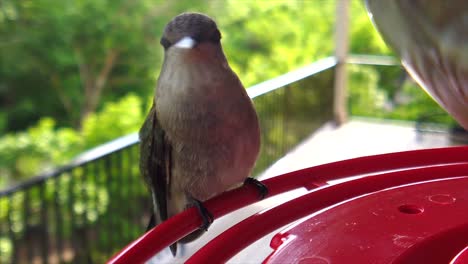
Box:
[192,199,214,231]
[244,177,268,199]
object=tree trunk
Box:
[75,48,119,129]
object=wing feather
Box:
[139,104,172,225]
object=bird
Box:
[366,0,468,130]
[139,12,264,256]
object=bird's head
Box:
[161,13,221,50]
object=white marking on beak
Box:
[174,37,196,49]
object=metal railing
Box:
[0,57,337,264]
[0,142,146,263]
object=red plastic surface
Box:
[107,146,468,264]
[187,165,468,263]
[264,177,468,264]
[452,246,468,264]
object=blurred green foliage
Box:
[0,0,453,189]
[0,1,458,262]
[0,94,145,186]
[345,1,454,124]
[220,0,337,87]
[0,0,210,130]
[349,1,392,55]
[81,94,144,149]
[0,118,82,183]
[348,64,388,115]
[348,64,455,124]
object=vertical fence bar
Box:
[124,149,132,241]
[81,164,90,262]
[116,150,124,247]
[112,154,119,253]
[23,189,32,263]
[104,156,114,255]
[129,145,141,238]
[283,86,291,152]
[125,150,131,244]
[278,89,287,164]
[88,164,96,263]
[53,176,64,264]
[39,183,49,264]
[53,178,63,263]
[97,158,107,257]
[93,161,100,215]
[68,170,77,262]
[126,148,133,237]
[7,195,16,264]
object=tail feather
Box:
[146,211,178,256]
[146,213,156,232]
[170,243,177,256]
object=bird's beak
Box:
[174,36,197,49]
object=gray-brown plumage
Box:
[139,12,260,256]
[366,0,468,129]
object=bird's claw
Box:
[192,199,214,231]
[244,177,268,199]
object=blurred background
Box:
[0,0,464,263]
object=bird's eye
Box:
[160,37,171,49]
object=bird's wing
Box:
[139,104,172,226]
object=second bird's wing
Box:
[139,104,172,227]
